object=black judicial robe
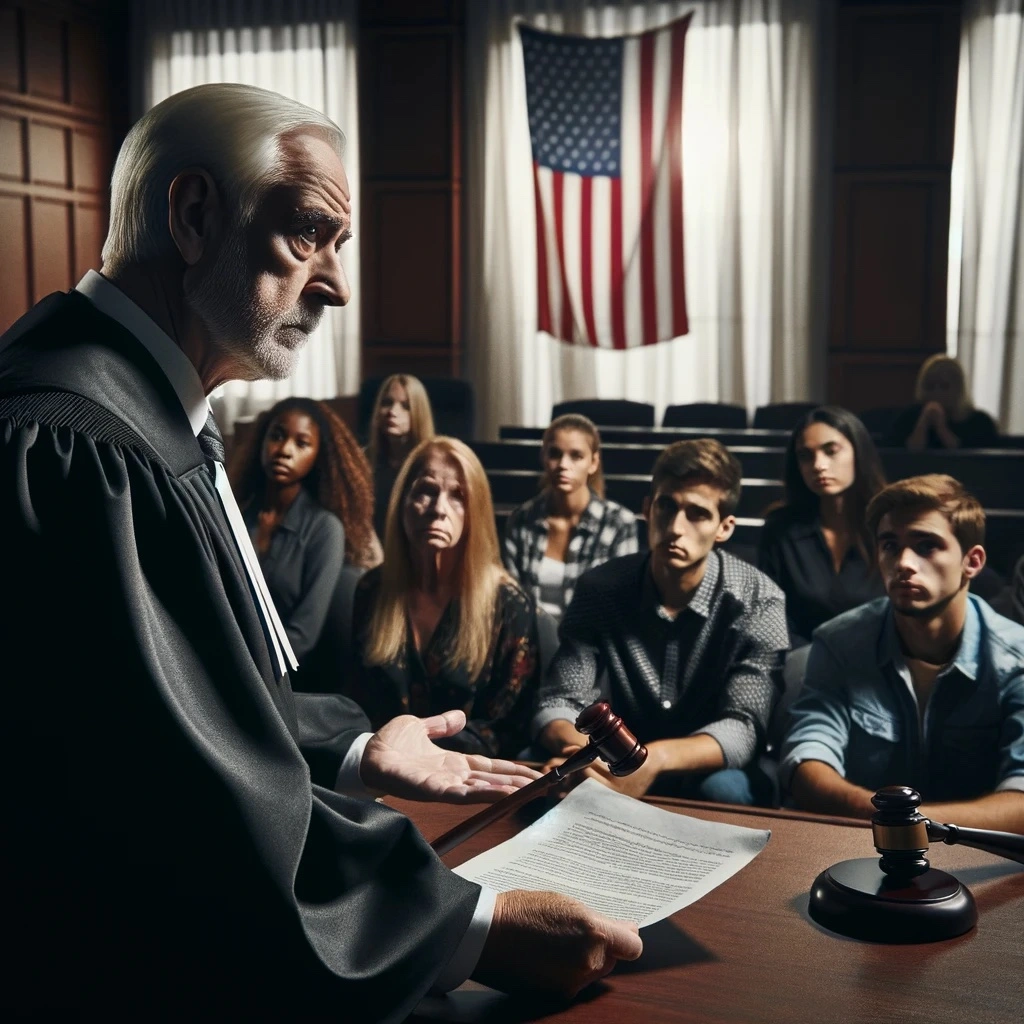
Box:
[0,291,480,1018]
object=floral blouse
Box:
[346,568,540,758]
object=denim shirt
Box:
[780,595,1024,801]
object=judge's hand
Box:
[473,889,642,1000]
[361,710,539,804]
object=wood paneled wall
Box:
[358,0,463,380]
[827,1,961,412]
[2,0,968,420]
[0,1,128,334]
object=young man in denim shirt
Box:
[781,475,1024,831]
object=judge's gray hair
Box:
[102,83,345,270]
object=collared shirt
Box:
[534,550,789,768]
[76,270,208,434]
[243,487,345,661]
[758,506,884,647]
[780,595,1024,800]
[76,271,296,679]
[503,490,638,616]
[72,271,492,989]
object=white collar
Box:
[74,270,209,437]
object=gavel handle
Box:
[431,745,601,857]
[927,821,1024,865]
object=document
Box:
[453,778,770,927]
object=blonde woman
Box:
[503,414,637,620]
[367,374,436,539]
[346,437,540,758]
[886,355,998,449]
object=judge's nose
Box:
[306,252,350,307]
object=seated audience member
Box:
[781,475,1024,831]
[367,373,435,540]
[503,413,638,620]
[758,406,887,647]
[991,552,1024,626]
[347,437,541,758]
[534,439,789,805]
[885,354,998,450]
[230,397,381,661]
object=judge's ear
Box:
[168,169,223,267]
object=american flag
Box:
[520,17,691,349]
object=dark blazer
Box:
[0,291,479,1018]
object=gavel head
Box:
[575,702,648,777]
[870,785,931,879]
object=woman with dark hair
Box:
[229,397,381,661]
[347,437,540,758]
[502,413,637,620]
[758,406,887,647]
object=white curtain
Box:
[947,0,1024,433]
[466,0,824,437]
[133,0,361,429]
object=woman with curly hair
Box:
[230,397,382,661]
[366,374,435,540]
[345,437,541,758]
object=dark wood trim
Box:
[0,179,109,202]
[0,87,109,125]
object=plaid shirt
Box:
[534,550,788,768]
[502,491,638,612]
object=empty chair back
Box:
[551,398,655,427]
[752,402,819,431]
[858,406,903,437]
[662,402,747,429]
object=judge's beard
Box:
[184,226,323,382]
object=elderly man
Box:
[0,84,640,1018]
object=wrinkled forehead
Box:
[413,450,464,484]
[261,131,350,217]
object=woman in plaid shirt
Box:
[503,414,638,620]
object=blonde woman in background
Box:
[885,354,999,450]
[366,374,435,538]
[503,413,638,621]
[346,437,540,758]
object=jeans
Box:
[651,765,774,807]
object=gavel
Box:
[809,785,1024,943]
[870,785,1024,875]
[430,701,647,856]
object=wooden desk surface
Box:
[387,796,1024,1024]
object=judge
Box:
[0,83,640,1017]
